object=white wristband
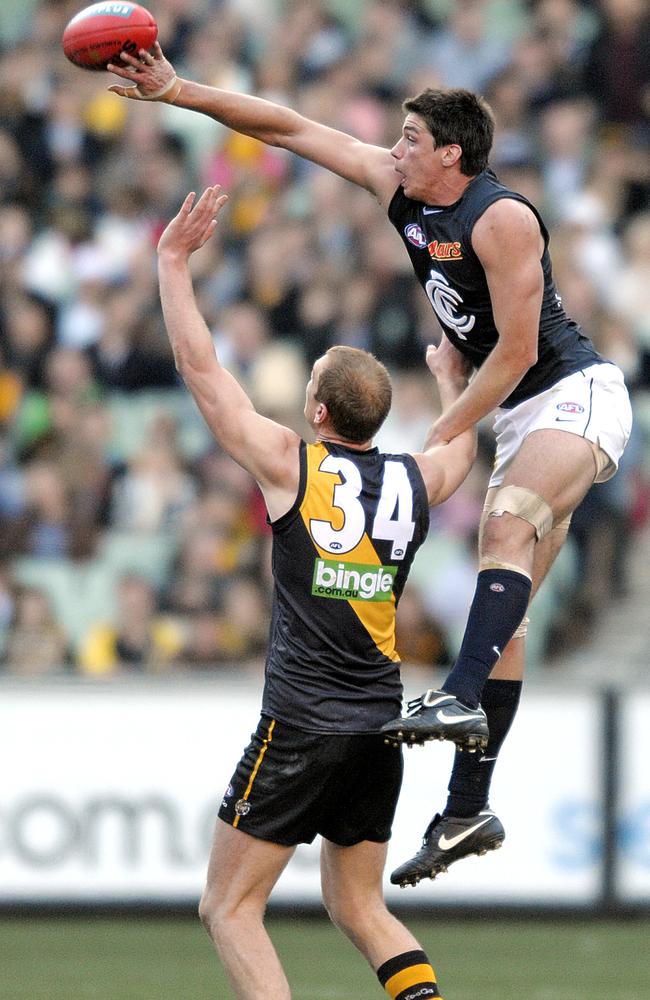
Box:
[136,75,183,103]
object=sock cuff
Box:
[377,951,429,987]
[481,678,523,709]
[477,567,532,590]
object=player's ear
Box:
[442,144,462,167]
[314,401,328,426]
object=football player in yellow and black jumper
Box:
[157,186,476,1000]
[112,49,632,892]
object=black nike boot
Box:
[391,809,505,887]
[381,689,488,751]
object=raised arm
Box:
[426,198,544,445]
[412,338,477,507]
[157,186,301,520]
[108,43,399,208]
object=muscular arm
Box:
[108,44,399,207]
[412,341,477,506]
[428,199,544,445]
[157,188,300,520]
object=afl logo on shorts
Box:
[235,799,251,817]
[404,223,427,249]
[556,401,584,414]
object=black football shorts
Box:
[218,715,404,847]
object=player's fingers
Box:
[138,48,155,65]
[182,192,196,214]
[208,189,229,217]
[204,185,224,205]
[152,41,163,60]
[117,50,143,68]
[194,188,215,213]
[108,85,139,100]
[202,218,220,243]
[106,62,133,78]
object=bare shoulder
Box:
[410,449,445,507]
[258,426,303,521]
[472,198,543,263]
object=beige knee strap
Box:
[485,485,554,541]
[590,441,614,483]
[552,512,572,539]
[512,614,530,639]
[479,487,498,552]
[479,554,532,578]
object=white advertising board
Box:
[0,681,601,906]
[618,693,650,902]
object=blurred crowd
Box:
[0,0,649,677]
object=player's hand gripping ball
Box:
[62,2,157,71]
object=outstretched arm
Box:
[157,186,300,519]
[108,43,399,207]
[412,338,477,507]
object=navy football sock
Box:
[442,569,531,709]
[444,679,522,818]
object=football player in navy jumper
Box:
[111,47,632,888]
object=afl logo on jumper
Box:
[425,269,475,339]
[556,402,584,414]
[404,223,427,248]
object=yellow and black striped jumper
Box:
[262,439,430,733]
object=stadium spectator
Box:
[78,573,183,675]
[0,560,16,657]
[419,0,511,93]
[582,0,650,130]
[110,421,196,534]
[1,584,71,675]
[0,0,648,683]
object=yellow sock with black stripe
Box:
[376,949,441,999]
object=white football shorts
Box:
[489,362,633,488]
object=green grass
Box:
[2,915,650,1000]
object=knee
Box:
[200,888,265,946]
[323,884,351,934]
[482,484,554,554]
[481,509,536,557]
[198,890,217,940]
[199,889,231,944]
[323,889,379,944]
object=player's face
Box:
[391,113,448,202]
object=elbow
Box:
[266,129,291,149]
[267,110,305,150]
[173,350,204,386]
[465,432,478,466]
[173,350,188,377]
[523,345,538,370]
[510,347,537,377]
